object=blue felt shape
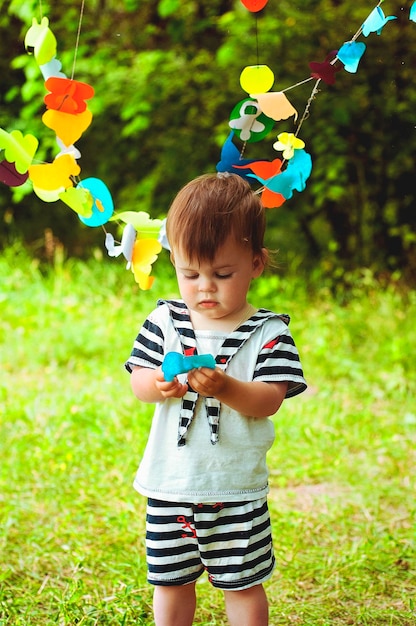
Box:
[162,351,216,382]
[410,2,416,22]
[362,7,396,36]
[78,177,114,227]
[248,149,312,199]
[216,132,258,182]
[337,41,366,73]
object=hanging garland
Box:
[0,1,414,287]
[216,0,405,209]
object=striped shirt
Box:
[126,300,306,503]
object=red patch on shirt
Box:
[262,337,280,350]
[184,347,196,356]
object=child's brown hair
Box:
[166,173,267,263]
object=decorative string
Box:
[255,15,260,66]
[239,0,390,183]
[71,0,86,80]
[291,0,383,139]
[294,79,321,138]
[280,0,385,96]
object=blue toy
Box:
[162,351,216,382]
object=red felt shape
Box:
[309,50,341,85]
[44,77,94,114]
[0,160,29,187]
[241,0,269,12]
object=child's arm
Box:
[130,366,188,403]
[187,367,288,418]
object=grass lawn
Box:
[1,245,415,625]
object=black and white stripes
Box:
[145,497,275,590]
[126,299,306,446]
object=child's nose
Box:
[199,276,216,292]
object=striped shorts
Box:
[145,496,275,590]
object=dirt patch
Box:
[268,482,352,512]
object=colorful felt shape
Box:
[273,132,305,160]
[216,132,258,180]
[235,158,285,208]
[55,138,81,160]
[362,6,396,37]
[0,160,29,187]
[240,0,269,11]
[249,149,312,200]
[39,57,66,80]
[162,351,216,382]
[110,211,163,238]
[261,185,286,209]
[59,186,94,217]
[105,223,136,262]
[410,2,416,22]
[131,238,163,289]
[337,41,366,73]
[42,109,93,147]
[29,154,80,193]
[158,219,170,251]
[251,92,298,121]
[229,99,274,143]
[240,65,274,94]
[77,178,114,226]
[309,51,342,85]
[0,129,39,174]
[24,17,57,66]
[44,77,95,114]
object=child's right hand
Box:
[155,367,188,399]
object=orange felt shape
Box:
[42,109,93,146]
[261,187,286,208]
[237,158,283,179]
[252,92,298,121]
[44,77,94,114]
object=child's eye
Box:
[184,274,199,280]
[216,273,232,279]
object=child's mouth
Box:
[199,300,217,308]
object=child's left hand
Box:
[187,366,227,398]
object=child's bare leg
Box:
[224,584,268,626]
[153,583,197,626]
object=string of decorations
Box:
[0,1,414,288]
[216,0,406,208]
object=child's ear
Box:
[252,249,267,278]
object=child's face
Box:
[173,236,265,329]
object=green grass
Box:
[1,244,415,625]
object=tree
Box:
[1,0,415,283]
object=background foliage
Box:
[0,0,415,283]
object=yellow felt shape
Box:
[131,238,162,289]
[251,92,298,122]
[42,109,93,147]
[32,187,65,202]
[240,65,274,94]
[0,128,39,174]
[29,153,80,191]
[273,132,305,160]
